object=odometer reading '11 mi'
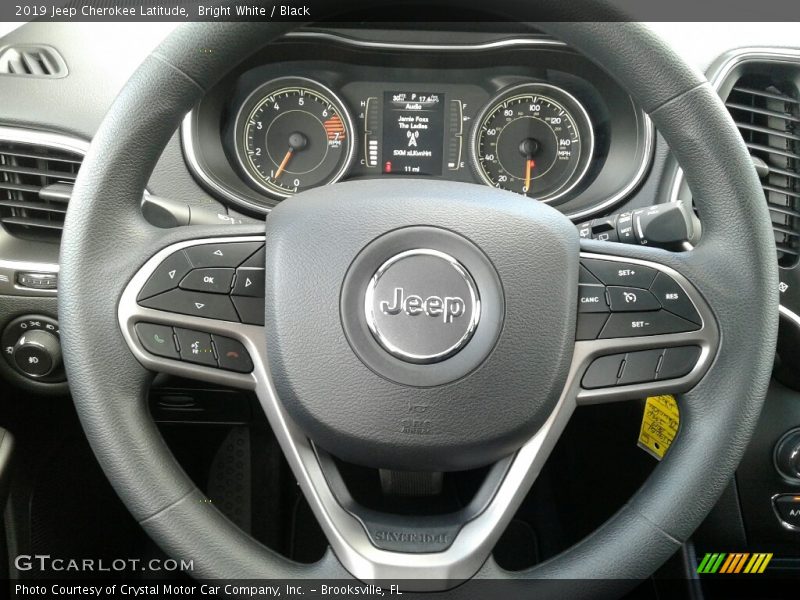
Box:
[472,83,594,203]
[236,77,355,198]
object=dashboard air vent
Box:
[726,74,800,266]
[0,45,67,78]
[0,141,81,241]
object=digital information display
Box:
[382,91,444,176]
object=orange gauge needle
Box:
[274,148,293,180]
[525,158,535,194]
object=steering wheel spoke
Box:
[573,245,718,405]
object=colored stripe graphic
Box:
[744,553,773,574]
[697,553,773,574]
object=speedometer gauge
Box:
[471,83,594,202]
[234,77,356,199]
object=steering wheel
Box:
[59,14,778,596]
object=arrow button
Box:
[232,267,265,298]
[139,289,238,321]
[137,250,192,302]
[185,242,262,268]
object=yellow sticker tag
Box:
[638,394,679,460]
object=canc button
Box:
[578,284,609,313]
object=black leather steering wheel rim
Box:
[58,14,778,592]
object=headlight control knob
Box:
[13,329,62,378]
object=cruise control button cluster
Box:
[137,242,265,325]
[576,259,701,340]
[134,321,253,373]
[582,345,701,389]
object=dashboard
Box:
[183,31,652,220]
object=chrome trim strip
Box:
[180,33,654,220]
[0,125,90,156]
[666,47,800,331]
[0,126,89,296]
[181,111,273,214]
[284,31,568,52]
[119,239,718,586]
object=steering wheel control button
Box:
[174,328,217,367]
[134,322,179,359]
[582,353,625,388]
[364,249,480,364]
[137,250,192,301]
[600,310,699,338]
[232,268,265,297]
[617,349,663,385]
[179,268,234,294]
[581,258,657,289]
[139,289,239,321]
[212,335,253,373]
[649,272,701,325]
[578,284,609,313]
[579,264,601,284]
[773,494,800,530]
[576,313,609,340]
[581,345,702,389]
[239,245,266,268]
[607,286,660,312]
[184,242,263,268]
[232,296,265,325]
[657,346,701,380]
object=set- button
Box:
[134,321,253,373]
[137,242,265,325]
[576,259,701,340]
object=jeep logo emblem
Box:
[379,287,465,323]
[364,249,480,364]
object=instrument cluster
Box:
[182,32,653,220]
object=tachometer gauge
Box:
[471,83,594,202]
[234,77,356,198]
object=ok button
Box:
[578,284,609,313]
[180,268,234,294]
